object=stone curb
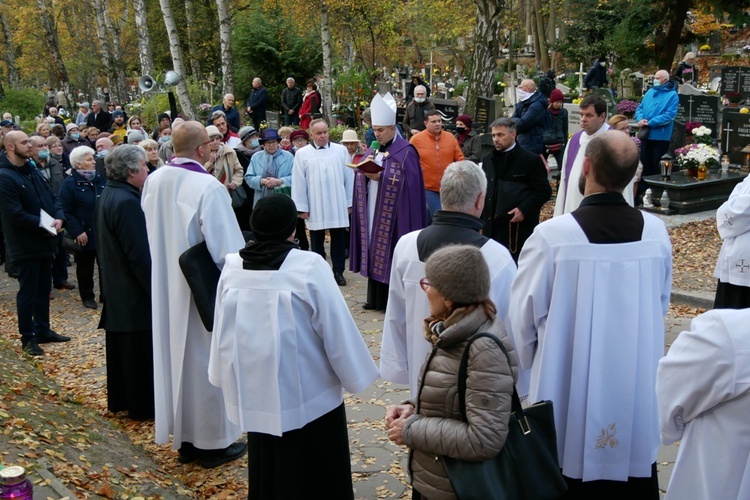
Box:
[671,288,714,309]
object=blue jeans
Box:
[309,228,347,273]
[16,257,53,342]
[425,190,441,220]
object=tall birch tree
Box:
[0,9,18,87]
[320,0,333,124]
[133,0,153,76]
[159,0,196,118]
[36,0,74,105]
[216,0,234,95]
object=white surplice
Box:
[208,250,379,436]
[141,163,245,450]
[553,124,635,216]
[714,174,750,287]
[379,230,518,396]
[510,211,672,481]
[657,308,750,500]
[291,143,354,230]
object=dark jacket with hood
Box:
[512,91,549,154]
[0,153,65,264]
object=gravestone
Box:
[396,107,406,126]
[564,103,581,135]
[709,30,722,54]
[675,94,720,138]
[678,84,703,96]
[556,82,571,95]
[430,98,460,130]
[720,66,750,97]
[266,111,280,130]
[474,96,496,133]
[721,111,750,165]
[376,81,392,95]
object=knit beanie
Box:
[456,114,473,129]
[250,194,298,241]
[549,88,564,103]
[66,123,79,133]
[424,244,490,305]
[112,110,124,118]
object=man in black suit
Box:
[481,117,551,262]
[86,100,112,132]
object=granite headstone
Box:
[675,94,720,138]
[721,111,750,164]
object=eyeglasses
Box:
[419,278,430,292]
[195,140,211,151]
[210,137,223,142]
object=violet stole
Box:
[562,131,583,208]
[167,159,211,175]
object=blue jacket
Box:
[245,148,294,207]
[635,81,679,141]
[207,104,240,132]
[58,169,106,250]
[246,86,268,120]
[0,154,65,263]
[512,91,549,155]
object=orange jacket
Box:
[410,130,465,191]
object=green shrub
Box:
[0,88,46,123]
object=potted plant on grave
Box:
[692,125,713,146]
[726,92,744,107]
[685,121,702,144]
[616,99,638,118]
[675,143,720,177]
[699,44,711,55]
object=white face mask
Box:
[414,97,426,104]
[517,89,533,101]
[600,61,606,67]
[653,80,661,87]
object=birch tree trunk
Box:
[101,0,128,101]
[159,0,196,118]
[320,0,333,124]
[466,0,504,116]
[184,0,202,79]
[533,0,550,71]
[90,0,117,101]
[36,0,74,106]
[133,0,154,76]
[216,0,234,95]
[0,10,18,87]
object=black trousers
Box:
[15,257,53,343]
[309,227,346,273]
[638,139,669,199]
[105,330,155,419]
[75,249,99,301]
[52,234,68,285]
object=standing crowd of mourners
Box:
[0,65,748,500]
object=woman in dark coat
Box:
[454,114,482,162]
[94,145,154,420]
[58,146,106,310]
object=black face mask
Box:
[456,127,467,133]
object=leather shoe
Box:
[22,341,44,356]
[334,271,346,286]
[178,442,199,464]
[54,281,76,290]
[83,299,98,310]
[362,302,375,310]
[36,331,71,344]
[197,442,248,469]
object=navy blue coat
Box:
[246,86,268,120]
[208,104,241,132]
[0,154,65,264]
[512,91,549,155]
[584,63,609,89]
[95,180,152,332]
[58,169,106,250]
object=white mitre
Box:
[370,92,397,126]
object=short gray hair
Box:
[210,110,227,123]
[105,144,147,182]
[69,145,96,168]
[491,117,516,132]
[440,161,487,212]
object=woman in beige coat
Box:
[386,244,517,500]
[205,125,244,190]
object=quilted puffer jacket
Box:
[402,306,518,500]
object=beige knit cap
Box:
[424,244,490,305]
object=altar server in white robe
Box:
[141,121,247,468]
[291,118,354,286]
[208,194,379,499]
[380,160,518,396]
[656,308,750,500]
[511,130,672,496]
[713,173,750,309]
[554,94,634,216]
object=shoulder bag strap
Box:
[457,332,523,422]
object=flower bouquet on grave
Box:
[675,143,720,175]
[692,126,713,145]
[616,99,638,117]
[726,92,744,105]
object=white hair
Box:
[69,145,96,168]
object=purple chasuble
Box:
[562,130,584,208]
[349,136,428,283]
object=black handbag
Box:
[178,241,221,331]
[636,125,650,141]
[226,160,248,209]
[442,333,568,500]
[61,231,84,254]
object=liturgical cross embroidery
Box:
[724,213,734,226]
[737,259,749,273]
